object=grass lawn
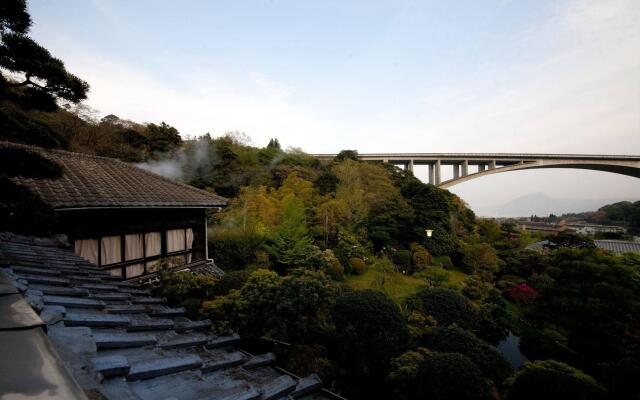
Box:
[345,266,470,305]
[447,268,469,285]
[345,268,427,304]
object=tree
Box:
[144,122,182,154]
[264,197,317,272]
[267,138,281,149]
[505,360,606,400]
[522,248,640,397]
[408,352,493,400]
[0,0,88,111]
[331,290,408,398]
[422,325,513,385]
[458,242,500,275]
[407,287,479,331]
[334,149,359,162]
[410,242,432,273]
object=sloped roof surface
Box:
[594,240,640,254]
[0,232,337,400]
[2,141,227,209]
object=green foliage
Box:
[415,267,451,287]
[520,248,640,397]
[208,270,250,297]
[151,271,218,318]
[505,360,606,400]
[458,241,500,275]
[393,249,412,272]
[349,257,367,275]
[422,325,513,385]
[201,268,335,343]
[409,242,432,273]
[333,230,368,274]
[406,352,493,400]
[264,197,317,273]
[318,249,344,281]
[331,289,408,398]
[0,2,88,110]
[144,122,181,154]
[407,287,479,331]
[333,149,359,162]
[207,227,265,270]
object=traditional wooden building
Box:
[6,142,227,279]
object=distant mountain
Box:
[475,192,635,218]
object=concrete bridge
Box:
[312,153,640,188]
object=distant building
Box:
[4,141,227,279]
[566,223,626,236]
[517,221,568,235]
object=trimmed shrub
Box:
[407,287,479,330]
[350,257,367,275]
[505,360,606,400]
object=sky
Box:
[27,0,640,215]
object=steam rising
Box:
[136,137,216,182]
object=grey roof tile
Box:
[0,231,336,400]
[3,141,227,209]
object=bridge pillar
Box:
[453,163,460,179]
[489,160,496,170]
[435,160,441,185]
[428,164,435,184]
[408,159,414,172]
[461,160,468,177]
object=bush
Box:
[207,228,265,270]
[210,270,251,297]
[509,283,538,304]
[458,242,500,275]
[350,257,367,275]
[422,325,513,385]
[152,271,217,318]
[407,287,479,331]
[393,249,412,272]
[433,255,454,269]
[505,360,606,400]
[319,249,345,281]
[410,242,432,272]
[408,352,493,400]
[415,267,451,287]
[331,290,408,398]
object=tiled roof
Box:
[594,240,640,254]
[2,141,227,209]
[0,232,337,400]
[526,239,640,254]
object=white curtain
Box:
[108,268,122,277]
[145,232,161,256]
[145,232,162,273]
[167,229,186,253]
[126,263,144,278]
[186,228,194,263]
[125,233,144,261]
[100,235,121,265]
[75,239,98,265]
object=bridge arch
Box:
[312,153,640,188]
[439,159,640,188]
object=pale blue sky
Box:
[27,0,640,215]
